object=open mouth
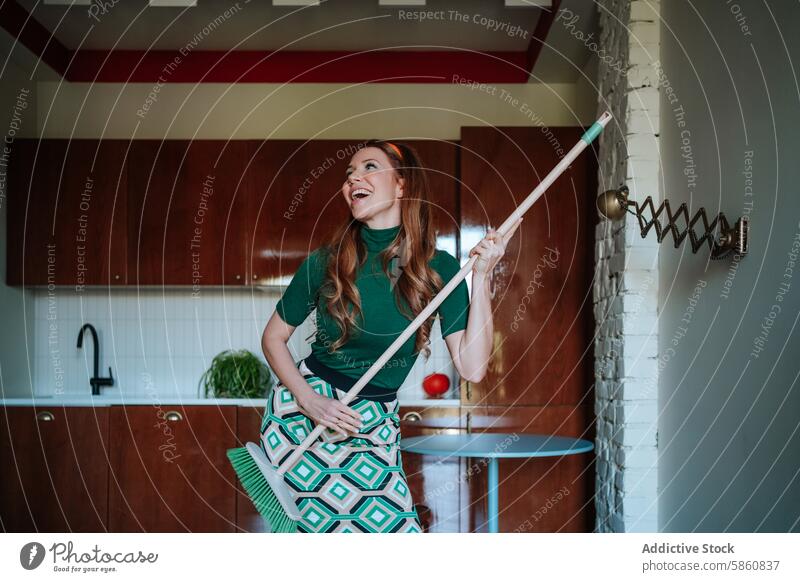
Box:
[351,188,372,202]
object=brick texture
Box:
[594,0,660,533]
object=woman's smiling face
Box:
[342,146,404,226]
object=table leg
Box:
[487,457,498,533]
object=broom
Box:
[228,111,613,533]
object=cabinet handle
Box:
[235,274,241,281]
[165,411,183,422]
[36,411,54,422]
[114,274,120,281]
[401,411,422,423]
[252,274,258,280]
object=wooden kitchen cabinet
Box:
[6,139,128,285]
[244,140,349,285]
[399,405,463,533]
[459,126,597,407]
[234,405,269,532]
[7,138,460,287]
[107,405,237,532]
[457,125,598,532]
[0,406,111,532]
[127,140,250,285]
[403,139,461,254]
[246,139,460,285]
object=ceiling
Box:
[9,0,599,82]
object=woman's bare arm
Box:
[262,311,362,435]
[261,311,316,400]
[443,218,522,383]
[443,272,493,383]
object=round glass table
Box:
[400,433,594,533]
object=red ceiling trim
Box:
[65,49,530,84]
[1,0,552,84]
[0,0,70,76]
[526,0,561,77]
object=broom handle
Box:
[277,111,612,476]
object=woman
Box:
[260,140,521,533]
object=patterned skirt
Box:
[259,360,421,533]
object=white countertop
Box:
[0,397,461,408]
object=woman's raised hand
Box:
[468,217,523,277]
[296,388,363,437]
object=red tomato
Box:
[422,373,450,397]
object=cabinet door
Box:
[234,405,269,532]
[460,406,595,533]
[246,140,459,285]
[246,140,350,285]
[7,139,128,285]
[458,126,597,533]
[108,406,236,532]
[404,140,460,257]
[399,405,462,533]
[459,126,597,407]
[127,140,249,285]
[0,406,110,532]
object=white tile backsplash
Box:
[31,287,459,401]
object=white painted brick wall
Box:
[594,0,660,533]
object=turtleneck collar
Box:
[360,223,401,252]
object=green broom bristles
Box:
[227,446,299,533]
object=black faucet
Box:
[76,323,115,396]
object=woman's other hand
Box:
[296,389,363,437]
[468,217,523,277]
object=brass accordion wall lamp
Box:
[596,185,749,260]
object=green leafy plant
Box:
[199,350,274,399]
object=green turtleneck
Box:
[275,223,469,393]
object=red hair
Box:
[319,140,442,357]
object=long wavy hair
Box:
[319,140,443,358]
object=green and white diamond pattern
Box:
[259,378,421,533]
